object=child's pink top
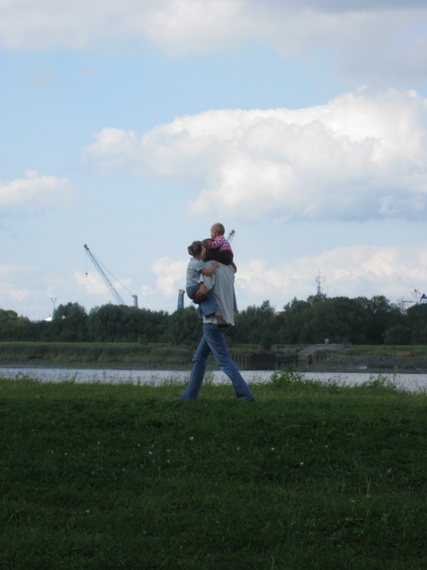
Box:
[210,235,233,253]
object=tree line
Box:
[0,294,426,347]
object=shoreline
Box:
[1,342,427,373]
[0,357,426,374]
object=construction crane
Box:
[83,244,138,307]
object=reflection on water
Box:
[0,367,426,393]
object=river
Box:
[0,367,426,393]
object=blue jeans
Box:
[186,285,220,317]
[179,324,255,401]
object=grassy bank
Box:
[2,342,427,373]
[0,342,193,367]
[312,345,427,373]
[1,376,426,569]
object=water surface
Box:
[1,367,426,393]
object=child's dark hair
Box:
[188,240,204,256]
[212,222,225,236]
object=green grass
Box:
[0,342,193,367]
[1,376,426,569]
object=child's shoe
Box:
[215,311,230,327]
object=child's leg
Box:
[198,291,220,316]
[193,283,209,303]
[186,284,201,300]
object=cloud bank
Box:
[151,244,427,309]
[1,1,426,85]
[85,88,427,223]
[3,243,425,317]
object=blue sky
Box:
[1,0,427,320]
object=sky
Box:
[1,0,427,320]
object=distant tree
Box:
[0,309,18,322]
[89,305,128,341]
[51,302,88,341]
[0,309,27,340]
[2,293,424,346]
[133,307,169,344]
[87,304,169,343]
[306,293,328,305]
[167,306,201,346]
[405,304,427,344]
[257,300,276,316]
[383,325,411,345]
[280,298,312,344]
[362,296,404,344]
[306,297,369,344]
[234,301,282,348]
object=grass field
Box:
[1,374,426,569]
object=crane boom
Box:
[83,244,125,305]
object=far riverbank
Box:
[1,342,427,373]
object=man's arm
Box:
[201,262,219,276]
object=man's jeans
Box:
[180,324,254,401]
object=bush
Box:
[270,365,305,387]
[359,373,397,392]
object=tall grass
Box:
[1,376,426,569]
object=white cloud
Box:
[144,0,244,55]
[75,271,110,299]
[0,170,74,208]
[75,271,136,305]
[0,0,242,53]
[150,243,427,311]
[85,88,427,223]
[4,243,427,319]
[236,244,427,309]
[0,265,34,306]
[152,256,187,297]
[1,1,426,85]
